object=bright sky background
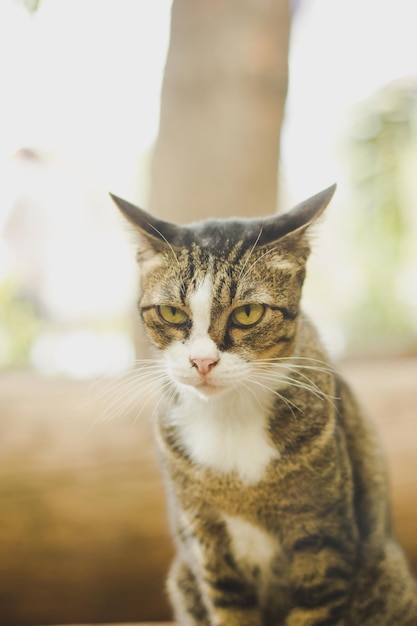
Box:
[0,0,416,374]
[0,0,172,201]
[0,0,416,201]
[283,0,417,203]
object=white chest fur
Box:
[224,514,280,591]
[169,388,280,484]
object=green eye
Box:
[231,303,265,328]
[158,305,189,326]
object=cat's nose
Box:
[190,357,219,376]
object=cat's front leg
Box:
[195,538,262,626]
[168,555,262,626]
[168,557,210,626]
[284,532,354,626]
[171,508,263,626]
[201,567,262,626]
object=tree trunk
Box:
[149,0,290,223]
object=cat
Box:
[111,185,417,626]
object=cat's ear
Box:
[284,183,336,235]
[110,193,182,257]
[260,184,336,246]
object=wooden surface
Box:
[0,374,174,625]
[0,358,416,626]
[341,358,417,563]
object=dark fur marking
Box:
[312,602,346,626]
[219,330,234,352]
[293,534,350,557]
[209,576,251,594]
[324,565,352,582]
[223,552,237,571]
[270,306,299,320]
[212,592,258,610]
[294,584,347,609]
[360,596,386,621]
[275,333,295,344]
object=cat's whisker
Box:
[255,359,340,403]
[137,219,188,296]
[87,368,160,428]
[87,369,139,401]
[148,381,177,426]
[240,245,279,283]
[237,380,266,415]
[254,356,336,372]
[97,369,169,423]
[117,376,170,425]
[132,379,173,426]
[254,370,334,404]
[99,380,157,424]
[247,376,302,420]
[237,227,263,281]
[287,370,338,402]
[254,363,328,393]
[146,222,180,267]
[94,370,165,409]
[89,363,165,399]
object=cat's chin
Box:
[179,380,231,400]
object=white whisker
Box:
[240,246,279,283]
[255,356,335,372]
[98,375,160,407]
[148,381,177,426]
[247,376,301,420]
[87,359,171,427]
[254,370,333,403]
[238,227,263,281]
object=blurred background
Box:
[0,0,416,624]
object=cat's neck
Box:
[166,384,280,484]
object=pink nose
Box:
[191,357,219,376]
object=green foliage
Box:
[0,278,44,369]
[346,79,417,353]
[14,0,41,14]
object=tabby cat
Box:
[111,185,417,626]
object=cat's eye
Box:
[231,303,265,328]
[158,305,189,327]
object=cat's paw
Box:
[212,611,262,626]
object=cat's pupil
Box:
[171,307,177,316]
[244,305,251,317]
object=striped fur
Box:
[112,185,417,626]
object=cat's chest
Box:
[169,390,280,484]
[224,514,283,595]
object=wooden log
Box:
[0,358,415,625]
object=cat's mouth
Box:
[196,380,224,395]
[179,377,229,398]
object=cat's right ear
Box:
[110,193,182,259]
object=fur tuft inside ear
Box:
[285,183,336,234]
[110,193,186,260]
[257,184,336,247]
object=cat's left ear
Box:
[259,184,336,247]
[285,183,336,234]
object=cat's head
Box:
[111,185,335,400]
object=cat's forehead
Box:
[183,218,264,253]
[141,238,296,309]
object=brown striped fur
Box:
[112,185,417,626]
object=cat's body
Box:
[112,186,417,626]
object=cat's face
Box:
[111,185,335,399]
[138,240,305,398]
